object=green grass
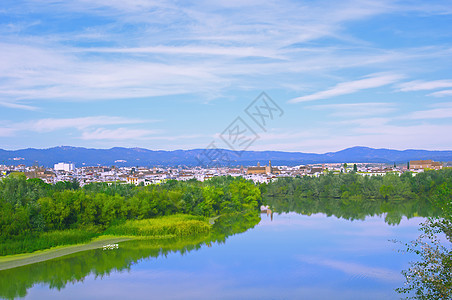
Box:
[104,214,211,237]
[0,214,211,258]
[0,230,99,256]
[0,236,132,271]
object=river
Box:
[0,211,423,299]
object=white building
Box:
[54,162,75,172]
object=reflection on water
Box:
[263,195,440,225]
[0,212,260,299]
[0,205,432,300]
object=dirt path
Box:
[0,236,132,271]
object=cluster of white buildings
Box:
[54,163,75,172]
[0,159,446,186]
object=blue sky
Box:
[0,0,451,152]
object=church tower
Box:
[266,160,272,174]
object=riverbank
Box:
[0,214,214,270]
[0,236,132,271]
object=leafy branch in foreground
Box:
[397,219,452,299]
[397,183,452,300]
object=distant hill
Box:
[0,146,451,167]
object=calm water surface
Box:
[1,213,423,300]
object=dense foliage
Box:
[0,174,262,255]
[397,183,452,299]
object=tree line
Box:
[261,169,452,225]
[261,169,452,202]
[0,174,262,243]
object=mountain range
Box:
[1,146,451,167]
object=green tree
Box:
[397,182,452,299]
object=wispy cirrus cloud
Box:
[429,89,452,97]
[252,123,452,152]
[400,103,452,120]
[0,128,16,137]
[307,102,396,117]
[79,45,285,59]
[80,128,159,140]
[0,101,37,111]
[288,73,404,103]
[333,117,391,127]
[0,42,227,103]
[1,1,452,150]
[397,79,452,92]
[0,116,155,135]
[1,115,178,142]
[26,116,152,132]
[0,0,423,110]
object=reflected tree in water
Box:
[0,212,260,299]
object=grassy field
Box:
[104,214,211,237]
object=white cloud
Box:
[80,128,158,140]
[0,116,155,139]
[289,74,404,103]
[401,106,452,120]
[0,42,232,103]
[0,45,227,102]
[145,134,207,141]
[307,102,396,117]
[0,127,16,137]
[397,79,452,92]
[257,130,320,142]
[0,101,37,110]
[249,121,452,152]
[0,1,424,107]
[25,116,151,132]
[429,89,452,97]
[80,45,285,59]
[1,1,452,151]
[335,117,391,127]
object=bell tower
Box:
[266,160,272,174]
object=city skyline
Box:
[1,1,452,152]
